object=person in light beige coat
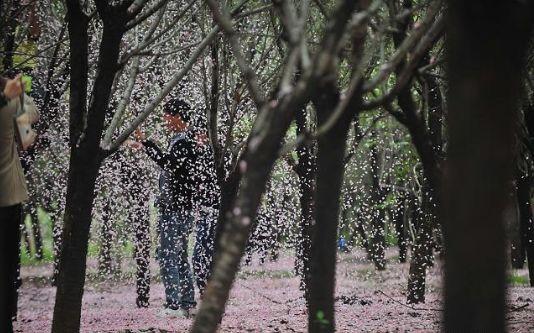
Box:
[0,75,37,333]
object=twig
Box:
[376,290,443,311]
[278,0,383,156]
[104,26,221,153]
[126,0,170,29]
[362,12,445,110]
[510,303,529,312]
[206,0,265,108]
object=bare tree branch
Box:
[103,25,221,153]
[362,0,442,93]
[101,56,141,147]
[362,12,444,110]
[206,0,265,108]
[126,0,170,29]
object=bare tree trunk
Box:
[29,206,43,260]
[354,211,370,253]
[191,1,362,331]
[212,166,241,261]
[192,95,310,332]
[294,106,316,305]
[98,199,113,276]
[367,135,386,271]
[394,195,407,263]
[423,56,445,257]
[443,0,533,330]
[517,171,534,285]
[51,206,62,286]
[386,0,443,304]
[21,219,31,256]
[52,153,102,332]
[132,207,151,307]
[52,5,125,330]
[308,77,360,332]
[407,179,434,303]
[509,191,525,269]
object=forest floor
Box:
[14,249,534,332]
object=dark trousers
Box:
[0,204,22,333]
[158,209,196,310]
[193,207,217,295]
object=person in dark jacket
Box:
[130,98,197,318]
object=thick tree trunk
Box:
[52,7,125,330]
[517,171,534,286]
[52,153,101,332]
[308,82,344,333]
[212,166,241,260]
[394,195,407,263]
[294,106,316,305]
[98,200,113,276]
[509,192,525,269]
[29,206,44,260]
[407,179,435,303]
[354,211,370,252]
[443,1,533,330]
[191,2,361,331]
[51,208,62,286]
[192,95,310,333]
[367,137,386,271]
[132,208,151,307]
[307,3,370,327]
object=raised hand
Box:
[4,74,24,100]
[134,128,146,141]
[124,139,143,150]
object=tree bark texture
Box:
[308,77,360,332]
[191,1,362,331]
[388,0,443,304]
[98,200,114,276]
[29,205,44,260]
[294,106,316,305]
[443,1,533,330]
[191,92,311,333]
[406,179,434,303]
[394,195,407,263]
[367,135,386,271]
[52,4,126,331]
[517,171,534,286]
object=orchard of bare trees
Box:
[1,0,534,332]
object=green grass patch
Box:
[87,241,100,257]
[20,243,54,265]
[20,209,55,265]
[385,230,398,246]
[507,274,529,286]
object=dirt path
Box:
[14,250,534,332]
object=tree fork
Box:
[308,78,361,332]
[52,3,127,330]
